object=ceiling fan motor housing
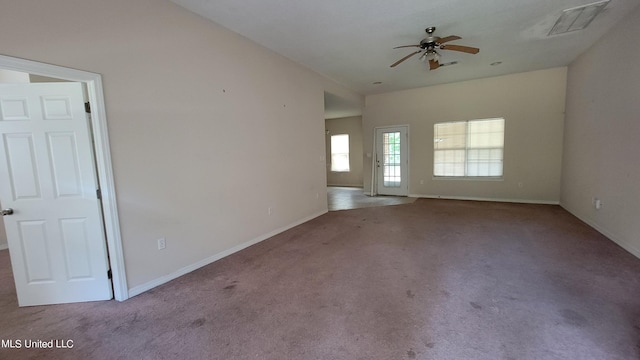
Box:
[421,27,440,49]
[419,38,438,50]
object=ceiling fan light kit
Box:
[390,26,479,70]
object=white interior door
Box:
[376,126,409,196]
[0,82,112,306]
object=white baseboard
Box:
[128,210,328,298]
[560,205,640,259]
[327,184,364,188]
[0,243,8,251]
[409,194,559,205]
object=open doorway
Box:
[324,91,366,210]
[325,117,364,187]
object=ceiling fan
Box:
[390,27,479,70]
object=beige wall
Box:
[363,68,567,203]
[561,8,640,257]
[0,0,361,291]
[29,74,70,83]
[0,69,29,83]
[325,116,364,187]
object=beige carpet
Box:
[1,199,640,359]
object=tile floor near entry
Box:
[327,186,416,211]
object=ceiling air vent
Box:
[548,0,609,36]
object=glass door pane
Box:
[383,131,401,187]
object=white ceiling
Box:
[170,0,638,117]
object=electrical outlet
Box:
[594,198,602,210]
[268,207,272,215]
[157,237,166,250]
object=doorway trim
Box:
[0,54,128,301]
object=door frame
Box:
[0,54,128,302]
[372,125,409,196]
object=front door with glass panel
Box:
[375,126,408,196]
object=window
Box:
[330,134,350,172]
[434,118,504,177]
[383,131,401,187]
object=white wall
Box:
[325,116,364,187]
[363,68,567,203]
[561,7,640,257]
[0,0,361,291]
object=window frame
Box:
[433,118,505,180]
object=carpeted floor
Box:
[1,199,640,359]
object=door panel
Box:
[41,96,74,120]
[4,133,41,199]
[0,97,30,120]
[60,217,93,279]
[376,126,409,196]
[0,82,112,306]
[48,132,83,197]
[19,220,53,283]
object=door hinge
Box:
[107,269,112,279]
[96,189,102,199]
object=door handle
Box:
[1,208,13,216]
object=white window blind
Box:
[434,118,504,177]
[331,134,350,172]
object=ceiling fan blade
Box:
[437,35,461,44]
[393,44,421,49]
[390,51,421,67]
[428,59,440,70]
[440,44,480,54]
